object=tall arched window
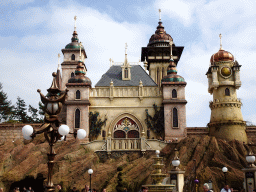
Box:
[225,88,230,96]
[71,54,75,60]
[71,72,74,77]
[75,109,80,128]
[173,108,178,127]
[76,90,81,99]
[172,89,177,98]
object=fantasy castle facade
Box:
[54,16,247,152]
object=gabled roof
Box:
[95,65,157,87]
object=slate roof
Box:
[95,65,157,87]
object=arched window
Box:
[114,130,126,138]
[75,109,80,128]
[127,130,139,138]
[76,90,81,99]
[225,88,230,96]
[71,72,74,77]
[124,68,128,78]
[173,108,178,127]
[172,89,177,98]
[71,54,75,60]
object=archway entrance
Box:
[113,117,140,139]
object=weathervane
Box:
[219,33,223,50]
[74,16,77,31]
[159,9,161,21]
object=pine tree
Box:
[0,83,13,121]
[28,105,40,123]
[14,97,29,123]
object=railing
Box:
[90,87,162,98]
[111,138,141,150]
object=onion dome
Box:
[148,21,173,46]
[67,62,91,86]
[162,59,186,85]
[65,31,84,49]
[210,49,234,63]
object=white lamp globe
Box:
[23,134,32,140]
[156,150,160,155]
[58,135,65,142]
[22,125,33,136]
[172,159,180,167]
[77,129,87,139]
[222,167,228,173]
[88,169,93,174]
[246,155,255,164]
[58,125,70,136]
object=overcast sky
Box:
[1,0,256,127]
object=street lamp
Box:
[22,72,87,192]
[222,167,228,184]
[172,148,180,170]
[88,168,93,192]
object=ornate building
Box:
[206,34,247,143]
[57,15,188,152]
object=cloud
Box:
[0,0,34,6]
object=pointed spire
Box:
[169,40,174,61]
[74,16,77,31]
[57,53,61,70]
[219,33,223,50]
[124,43,128,65]
[109,58,112,67]
[79,41,82,61]
[158,9,161,22]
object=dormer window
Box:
[124,68,128,78]
[71,54,75,60]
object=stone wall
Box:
[0,123,41,142]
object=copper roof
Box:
[210,49,234,63]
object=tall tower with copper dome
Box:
[141,9,184,86]
[61,16,87,90]
[206,34,247,143]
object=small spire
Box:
[169,40,174,60]
[79,42,82,60]
[74,16,77,31]
[219,33,223,50]
[159,9,161,22]
[112,58,114,65]
[57,53,61,70]
[125,43,128,55]
[124,43,128,64]
[144,56,148,64]
[109,58,112,67]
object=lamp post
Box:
[242,151,256,192]
[88,168,93,192]
[222,167,228,185]
[193,159,199,192]
[22,72,87,192]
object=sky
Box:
[0,0,256,127]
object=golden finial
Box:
[109,58,112,67]
[219,33,223,50]
[159,9,161,21]
[74,16,77,31]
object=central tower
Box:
[206,34,247,143]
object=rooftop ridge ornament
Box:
[74,15,77,31]
[57,53,61,70]
[219,33,223,50]
[125,42,128,55]
[169,40,174,60]
[159,9,161,22]
[124,43,128,65]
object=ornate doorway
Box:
[113,117,140,138]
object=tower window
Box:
[225,88,230,96]
[75,109,80,128]
[71,54,75,60]
[124,68,128,78]
[71,72,74,77]
[76,90,81,99]
[173,108,178,127]
[172,89,177,98]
